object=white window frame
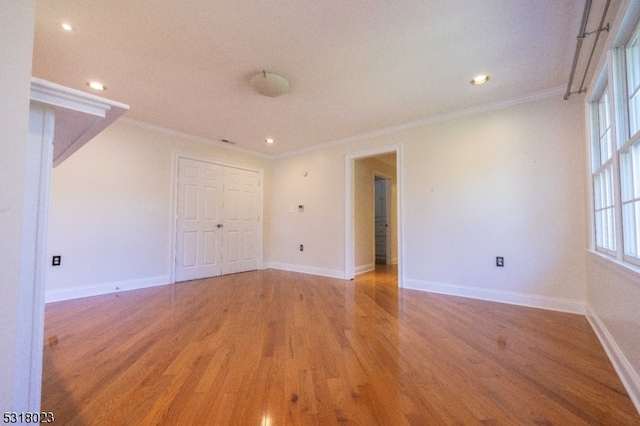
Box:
[588,14,640,267]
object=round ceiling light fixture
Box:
[471,75,490,85]
[250,70,290,97]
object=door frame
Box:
[345,144,403,286]
[170,152,264,283]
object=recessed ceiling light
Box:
[471,75,490,85]
[61,22,75,32]
[86,81,107,91]
[265,138,274,144]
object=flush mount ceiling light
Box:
[61,22,75,31]
[249,71,290,97]
[265,138,274,144]
[86,81,107,91]
[471,75,490,85]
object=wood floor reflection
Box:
[42,267,639,425]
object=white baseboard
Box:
[260,262,273,270]
[355,263,375,275]
[268,262,346,279]
[45,275,170,303]
[586,306,640,414]
[403,278,586,314]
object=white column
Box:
[12,104,55,412]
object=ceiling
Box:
[32,0,618,156]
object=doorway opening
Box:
[345,146,402,287]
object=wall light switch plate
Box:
[52,255,61,266]
[496,256,504,267]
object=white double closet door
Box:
[175,157,260,282]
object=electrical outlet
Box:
[496,256,504,267]
[52,255,61,266]
[300,244,304,251]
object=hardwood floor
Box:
[42,266,639,425]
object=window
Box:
[591,89,616,254]
[620,24,640,264]
[589,18,640,266]
[620,143,640,257]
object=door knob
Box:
[216,224,223,228]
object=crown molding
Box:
[117,117,272,160]
[119,86,566,161]
[273,86,567,159]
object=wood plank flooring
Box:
[42,266,640,425]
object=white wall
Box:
[0,0,36,412]
[270,94,588,312]
[46,121,271,301]
[48,92,589,310]
[268,149,351,278]
[402,97,587,309]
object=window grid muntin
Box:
[599,90,613,166]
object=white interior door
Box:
[222,167,260,275]
[176,158,224,281]
[176,157,260,281]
